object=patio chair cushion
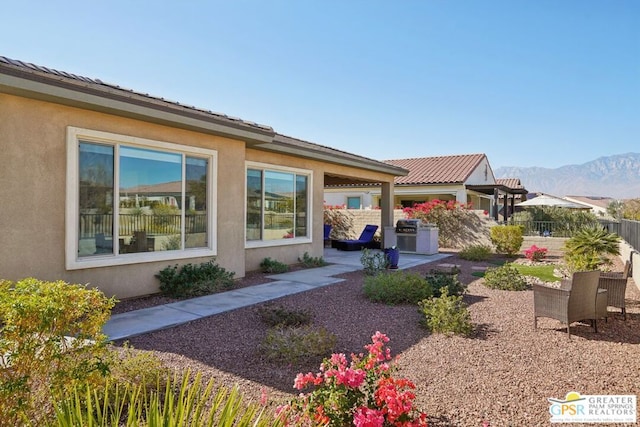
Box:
[334,224,379,251]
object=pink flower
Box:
[354,407,385,427]
[293,372,321,390]
[285,332,428,426]
[336,368,366,388]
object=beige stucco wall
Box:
[1,93,400,299]
[0,93,247,299]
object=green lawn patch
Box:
[511,264,559,282]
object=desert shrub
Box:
[55,370,282,427]
[563,226,621,272]
[425,269,466,297]
[0,278,115,426]
[256,304,313,327]
[483,264,528,290]
[157,259,235,298]
[298,252,328,268]
[108,344,170,390]
[259,257,289,274]
[458,244,493,261]
[418,289,473,336]
[360,248,388,275]
[490,225,524,256]
[259,326,337,364]
[363,271,433,304]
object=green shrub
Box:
[563,226,621,272]
[55,370,282,427]
[418,289,473,336]
[490,225,524,256]
[483,264,528,290]
[156,259,236,298]
[109,344,170,392]
[0,278,115,426]
[256,304,313,327]
[298,252,328,268]
[259,257,290,274]
[425,269,466,297]
[259,326,337,364]
[458,244,493,261]
[360,248,388,276]
[363,271,433,304]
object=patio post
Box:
[380,181,395,248]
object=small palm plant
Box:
[563,226,620,271]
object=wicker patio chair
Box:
[598,261,631,320]
[533,270,604,337]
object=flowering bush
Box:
[277,332,427,426]
[403,200,474,248]
[524,245,547,262]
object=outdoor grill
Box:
[395,219,420,234]
[394,219,438,254]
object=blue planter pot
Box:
[384,247,400,269]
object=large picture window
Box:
[67,127,217,269]
[246,163,310,244]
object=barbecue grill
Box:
[394,219,438,254]
[395,219,421,234]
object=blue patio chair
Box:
[334,224,379,251]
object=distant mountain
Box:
[494,153,640,200]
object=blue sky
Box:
[3,0,638,169]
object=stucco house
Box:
[324,154,527,221]
[0,56,408,299]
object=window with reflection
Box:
[246,165,310,242]
[77,141,210,257]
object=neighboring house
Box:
[324,154,527,221]
[496,177,527,217]
[563,195,616,218]
[0,56,407,299]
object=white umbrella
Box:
[516,194,588,209]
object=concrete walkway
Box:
[103,249,451,341]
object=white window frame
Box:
[66,127,217,270]
[244,161,312,249]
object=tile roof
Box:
[0,55,407,177]
[272,133,408,174]
[0,56,273,133]
[496,178,524,190]
[384,154,487,185]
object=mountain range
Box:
[494,153,640,200]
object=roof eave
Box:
[254,139,409,177]
[0,69,275,145]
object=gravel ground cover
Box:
[112,252,640,426]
